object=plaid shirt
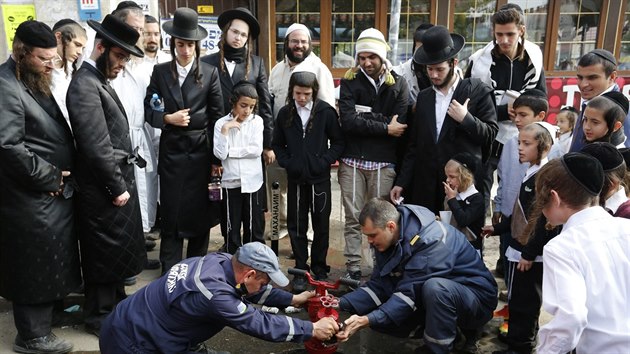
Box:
[341,158,391,171]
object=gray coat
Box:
[67,62,145,283]
[0,58,81,303]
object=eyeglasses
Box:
[110,49,131,63]
[289,39,309,46]
[131,26,144,34]
[32,53,63,67]
[228,28,249,40]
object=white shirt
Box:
[537,207,630,354]
[213,113,264,193]
[456,184,479,201]
[605,186,629,215]
[223,58,236,77]
[296,100,313,133]
[176,60,193,87]
[51,65,72,128]
[143,50,171,65]
[433,75,460,138]
[360,67,385,93]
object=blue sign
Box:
[77,0,101,21]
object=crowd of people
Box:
[0,1,628,354]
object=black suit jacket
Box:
[201,53,273,149]
[397,78,498,213]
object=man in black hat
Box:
[144,7,224,276]
[0,20,80,354]
[392,23,434,110]
[391,25,498,215]
[66,14,147,337]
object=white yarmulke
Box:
[534,121,558,144]
[285,23,311,39]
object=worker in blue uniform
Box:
[99,242,339,353]
[336,198,497,354]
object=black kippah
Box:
[619,148,630,171]
[451,152,479,175]
[581,142,625,172]
[52,19,79,32]
[590,49,617,66]
[601,91,629,115]
[561,152,604,196]
[15,20,57,48]
[520,88,547,99]
[114,1,142,12]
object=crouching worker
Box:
[99,242,339,353]
[336,198,497,354]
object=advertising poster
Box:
[2,4,36,51]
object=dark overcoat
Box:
[396,78,498,213]
[144,61,223,238]
[201,53,273,149]
[0,58,81,302]
[67,62,145,283]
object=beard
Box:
[144,42,158,54]
[285,45,312,64]
[18,58,52,96]
[434,64,455,90]
[95,48,116,79]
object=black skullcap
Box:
[589,49,617,66]
[15,20,57,48]
[581,142,625,172]
[601,91,629,115]
[561,152,604,196]
[520,88,548,100]
[114,1,142,12]
[618,148,630,171]
[52,19,79,32]
[451,152,479,175]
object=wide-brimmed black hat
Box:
[413,25,464,65]
[163,7,207,41]
[88,15,143,57]
[218,7,260,39]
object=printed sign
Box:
[77,0,101,21]
[1,4,36,51]
[161,16,222,54]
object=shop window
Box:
[453,0,497,69]
[508,0,548,53]
[274,0,321,63]
[331,0,376,68]
[620,10,630,70]
[386,0,431,65]
[554,0,602,71]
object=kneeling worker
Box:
[336,198,497,354]
[100,242,339,353]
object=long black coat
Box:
[144,61,223,238]
[0,58,81,303]
[201,53,273,149]
[67,63,145,283]
[396,78,498,214]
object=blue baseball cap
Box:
[236,242,288,287]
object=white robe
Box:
[111,59,159,232]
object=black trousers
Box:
[83,281,126,331]
[287,180,331,274]
[160,228,210,275]
[221,186,265,254]
[506,261,543,352]
[13,302,54,339]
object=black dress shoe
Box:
[145,239,157,251]
[145,258,161,270]
[14,333,73,354]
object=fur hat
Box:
[15,21,57,49]
[343,28,395,86]
[561,152,604,196]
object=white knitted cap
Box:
[285,23,311,39]
[355,28,390,63]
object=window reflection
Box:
[453,0,497,69]
[275,0,321,64]
[387,0,431,65]
[618,12,630,70]
[331,0,375,68]
[554,0,601,71]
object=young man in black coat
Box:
[67,15,147,337]
[391,25,498,214]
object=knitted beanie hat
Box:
[344,28,395,86]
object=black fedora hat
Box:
[163,8,207,41]
[88,15,143,57]
[413,25,464,65]
[218,7,260,39]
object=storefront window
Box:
[620,11,630,70]
[275,0,321,63]
[453,0,497,68]
[508,0,548,53]
[387,0,430,65]
[554,0,602,71]
[331,0,376,68]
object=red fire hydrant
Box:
[288,268,361,354]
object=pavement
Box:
[0,169,550,353]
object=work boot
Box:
[14,333,73,354]
[145,239,157,251]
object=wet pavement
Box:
[0,169,542,353]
